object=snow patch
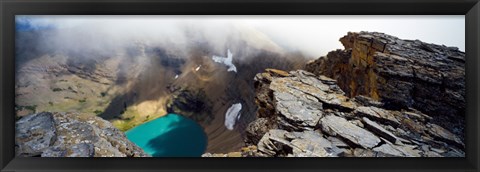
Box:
[224,103,242,130]
[195,65,202,71]
[174,74,179,79]
[212,49,237,73]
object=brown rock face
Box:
[305,32,465,138]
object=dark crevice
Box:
[321,103,354,113]
[354,111,400,128]
[371,139,386,149]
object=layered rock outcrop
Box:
[203,32,465,157]
[240,69,464,157]
[305,32,465,139]
[15,112,149,157]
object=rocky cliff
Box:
[230,69,464,157]
[15,112,149,157]
[305,32,465,139]
[204,32,465,157]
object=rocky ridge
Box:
[15,112,149,157]
[204,32,465,157]
[305,32,465,138]
[210,69,464,157]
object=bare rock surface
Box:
[15,112,57,156]
[16,112,149,157]
[362,117,400,144]
[180,32,464,158]
[305,31,465,140]
[238,66,464,157]
[320,115,380,149]
[256,129,341,157]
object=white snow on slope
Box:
[212,49,237,73]
[195,65,202,71]
[224,103,242,130]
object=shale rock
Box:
[15,112,149,157]
[203,32,465,157]
[305,31,465,139]
[256,129,341,157]
[362,117,400,144]
[320,115,380,149]
[242,67,464,157]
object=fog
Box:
[16,15,465,60]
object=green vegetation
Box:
[113,120,136,132]
[48,101,54,106]
[101,92,107,97]
[24,105,37,112]
[112,107,166,132]
[79,98,87,103]
[16,105,37,112]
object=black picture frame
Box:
[1,0,479,172]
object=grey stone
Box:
[15,112,57,157]
[426,124,464,148]
[67,143,95,157]
[362,117,401,144]
[355,106,401,126]
[257,130,339,157]
[320,115,381,149]
[15,112,149,157]
[372,144,404,157]
[41,147,66,157]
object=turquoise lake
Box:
[125,113,207,157]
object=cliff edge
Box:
[204,32,465,157]
[305,32,465,139]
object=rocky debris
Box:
[372,143,404,157]
[305,31,465,140]
[351,148,394,157]
[252,70,355,132]
[239,68,464,157]
[16,112,149,157]
[354,106,401,127]
[426,123,464,149]
[201,145,259,157]
[362,117,400,144]
[256,129,342,157]
[245,118,274,145]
